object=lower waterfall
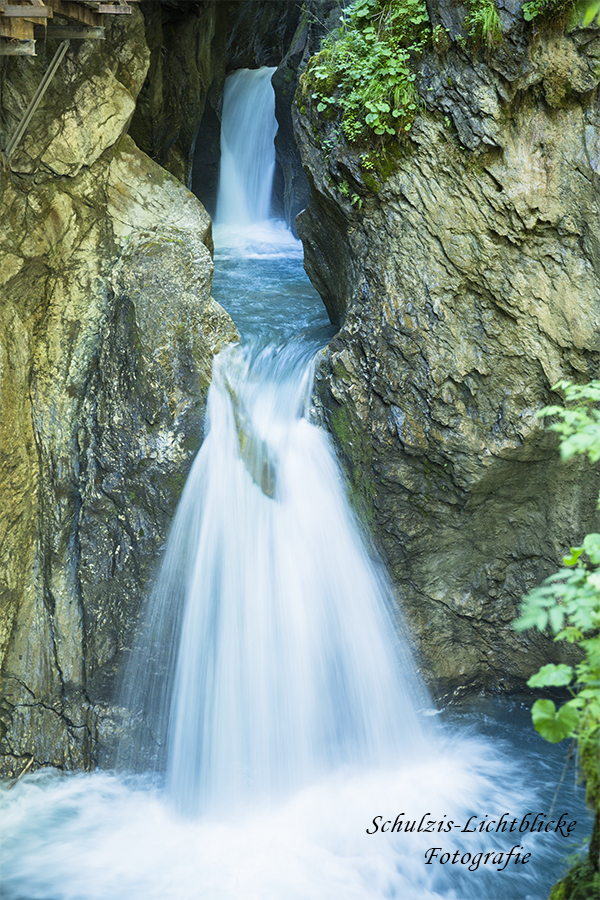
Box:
[131,336,429,817]
[0,67,590,900]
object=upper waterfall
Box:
[215,67,277,227]
[213,67,301,258]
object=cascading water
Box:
[155,340,428,816]
[0,66,590,900]
[213,66,300,256]
[215,67,277,227]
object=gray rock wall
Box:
[295,8,600,697]
[0,12,236,776]
[129,0,229,187]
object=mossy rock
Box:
[549,859,600,899]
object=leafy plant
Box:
[521,0,599,25]
[431,24,451,54]
[466,0,502,46]
[514,379,600,822]
[301,0,430,145]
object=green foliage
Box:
[580,0,600,23]
[302,0,430,146]
[466,0,502,46]
[549,858,600,899]
[531,697,582,742]
[514,380,600,816]
[539,380,600,465]
[431,24,451,53]
[521,0,599,25]
[522,0,570,21]
[338,180,364,208]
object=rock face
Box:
[130,1,309,224]
[0,13,236,775]
[130,0,230,189]
[272,0,343,231]
[295,9,600,696]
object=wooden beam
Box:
[33,21,102,37]
[34,22,103,37]
[46,0,101,26]
[0,37,35,53]
[0,5,52,16]
[97,3,131,13]
[0,17,35,38]
[3,39,70,161]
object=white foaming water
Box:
[134,340,429,816]
[0,740,563,900]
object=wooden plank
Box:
[0,37,35,53]
[33,22,103,37]
[97,3,131,13]
[0,17,34,38]
[4,39,69,160]
[46,0,100,25]
[0,6,52,16]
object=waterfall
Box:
[168,342,428,814]
[215,67,277,227]
[118,336,429,815]
[0,64,589,900]
[213,66,300,257]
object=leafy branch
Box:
[514,380,600,819]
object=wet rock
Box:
[272,1,344,232]
[296,18,600,697]
[0,15,237,776]
[129,0,229,186]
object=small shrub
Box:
[302,0,430,145]
[466,0,502,46]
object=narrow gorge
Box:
[0,1,598,897]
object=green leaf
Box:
[583,534,600,564]
[531,699,580,742]
[549,605,565,632]
[563,546,584,567]
[527,663,573,688]
[582,1,600,26]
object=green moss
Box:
[183,432,201,454]
[330,403,376,525]
[431,24,451,53]
[166,470,186,497]
[549,858,599,899]
[362,171,382,193]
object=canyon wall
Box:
[295,3,600,696]
[0,8,236,776]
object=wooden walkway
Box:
[0,0,139,55]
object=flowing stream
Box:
[0,67,591,900]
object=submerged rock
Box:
[295,12,600,696]
[0,14,237,776]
